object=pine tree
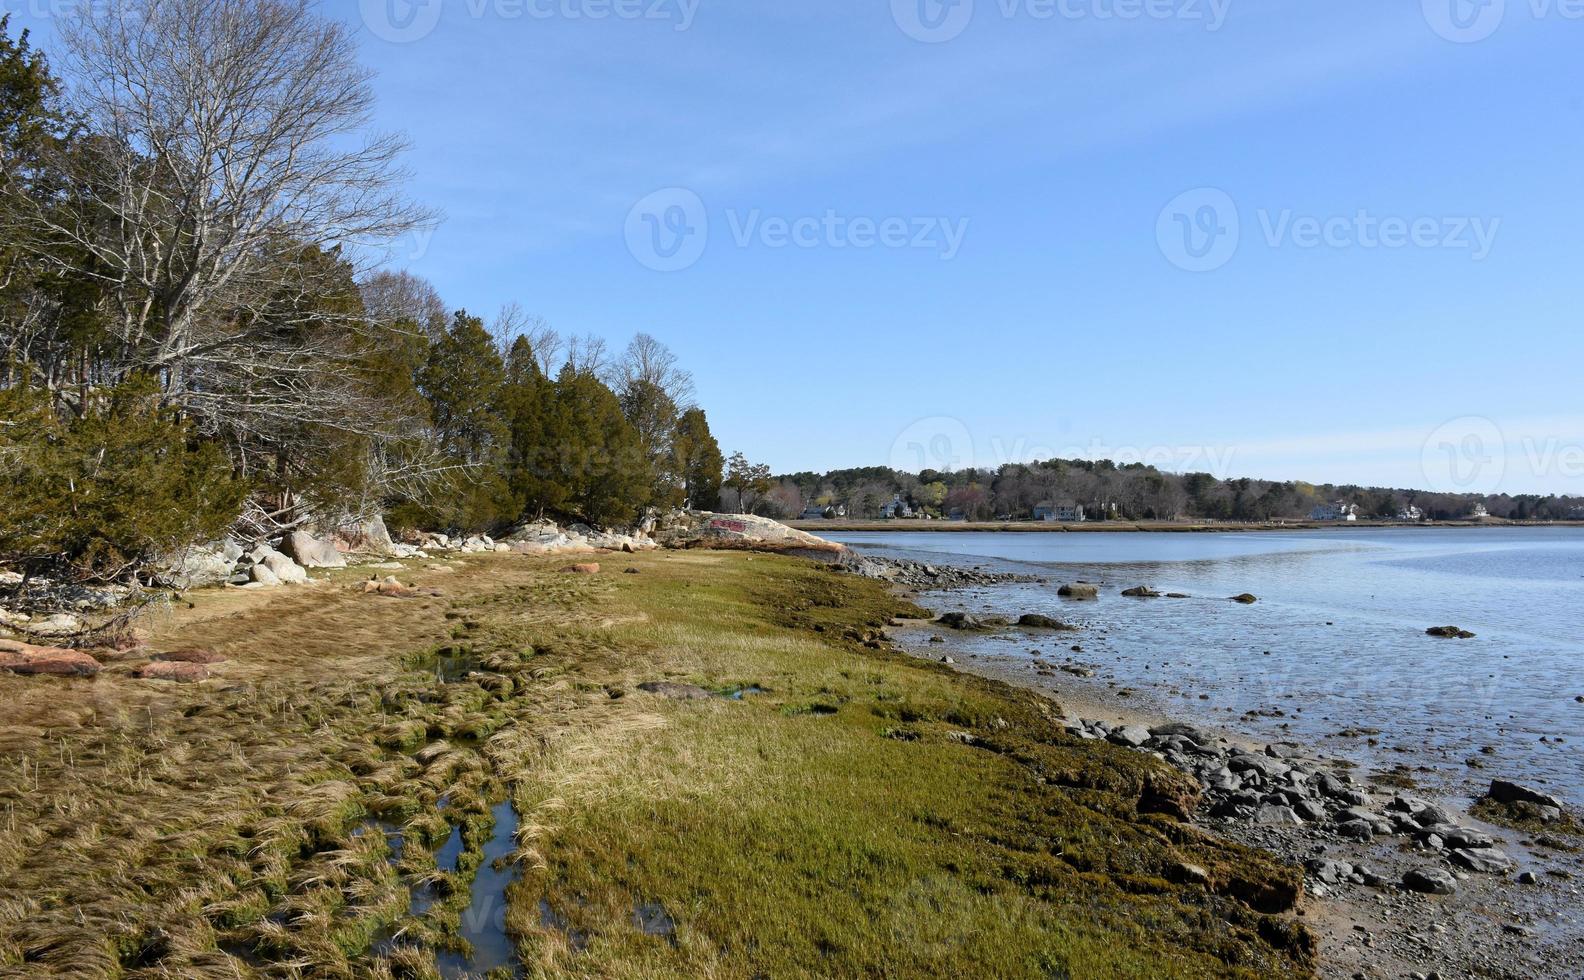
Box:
[548,366,652,526]
[417,310,513,528]
[674,408,723,510]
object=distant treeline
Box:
[763,459,1584,523]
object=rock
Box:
[650,511,844,556]
[636,681,711,700]
[1255,804,1303,825]
[1149,721,1215,746]
[1442,827,1494,850]
[1016,613,1076,630]
[1057,583,1099,599]
[1449,847,1514,874]
[1229,753,1290,779]
[362,576,438,598]
[0,639,101,676]
[1402,867,1457,895]
[1306,858,1354,885]
[1517,870,1539,885]
[249,562,281,586]
[26,612,85,636]
[560,563,600,575]
[1121,586,1162,598]
[1058,664,1095,678]
[282,530,346,569]
[1106,724,1152,748]
[1172,862,1210,885]
[133,661,208,683]
[154,648,228,664]
[1336,819,1376,841]
[1484,779,1565,811]
[1425,626,1475,639]
[154,540,241,589]
[261,552,308,584]
[1229,593,1259,604]
[334,514,398,556]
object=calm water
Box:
[829,528,1584,805]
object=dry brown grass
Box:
[0,550,1311,979]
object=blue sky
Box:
[18,0,1584,492]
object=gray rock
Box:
[1442,827,1495,850]
[1485,779,1565,811]
[155,540,240,589]
[1107,724,1152,748]
[1306,858,1354,885]
[1402,867,1458,895]
[282,530,346,569]
[1229,753,1291,779]
[260,552,308,584]
[1449,847,1515,874]
[1255,804,1303,825]
[1057,583,1099,599]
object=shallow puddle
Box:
[721,685,767,700]
[632,902,677,945]
[435,799,522,977]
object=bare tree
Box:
[361,270,447,338]
[564,333,609,376]
[4,0,435,425]
[608,332,695,409]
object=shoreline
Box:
[0,549,1316,978]
[871,560,1584,980]
[791,518,1583,534]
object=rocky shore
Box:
[873,556,1584,979]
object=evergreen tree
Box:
[418,310,513,528]
[674,407,723,510]
[548,365,652,526]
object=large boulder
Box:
[282,530,345,569]
[155,540,242,589]
[0,639,101,676]
[261,552,309,584]
[1057,583,1099,599]
[1484,779,1564,811]
[650,511,844,556]
[333,515,398,557]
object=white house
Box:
[1397,505,1425,522]
[879,495,913,519]
[1469,503,1490,519]
[1310,501,1359,522]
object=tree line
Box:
[0,3,724,582]
[769,459,1584,523]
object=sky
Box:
[13,0,1584,494]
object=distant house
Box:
[879,495,913,519]
[1397,505,1425,522]
[1310,501,1359,522]
[1034,501,1085,523]
[1469,503,1490,519]
[799,504,847,520]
